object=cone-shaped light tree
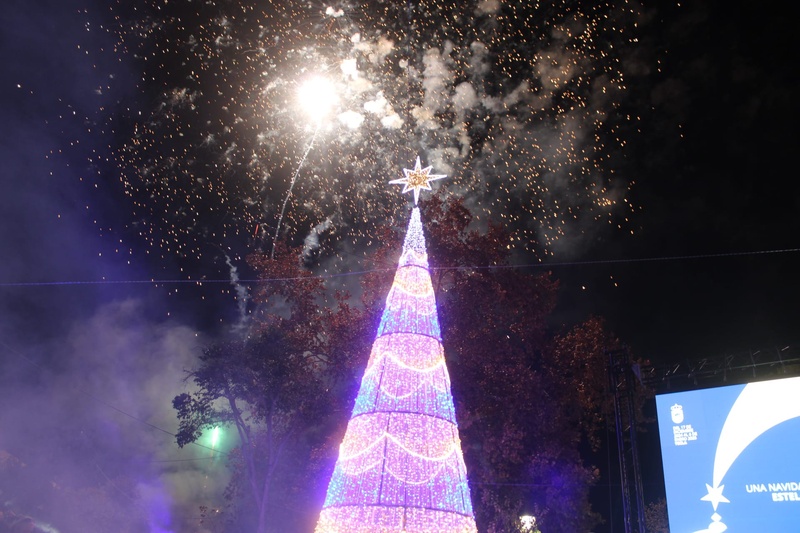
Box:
[315,159,477,533]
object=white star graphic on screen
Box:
[389,156,447,204]
[700,484,730,510]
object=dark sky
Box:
[2,0,795,361]
[544,0,800,365]
[1,0,798,529]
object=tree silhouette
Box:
[418,196,618,532]
[173,244,368,533]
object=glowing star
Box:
[389,157,447,205]
[700,484,730,511]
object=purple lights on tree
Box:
[315,206,477,533]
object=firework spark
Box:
[102,0,642,280]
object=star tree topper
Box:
[389,156,447,204]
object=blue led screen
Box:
[655,375,800,532]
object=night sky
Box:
[1,0,798,530]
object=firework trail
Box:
[271,121,321,259]
[223,252,249,334]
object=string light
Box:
[316,207,476,533]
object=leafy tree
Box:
[644,498,670,533]
[415,196,619,532]
[175,197,631,532]
[173,244,367,533]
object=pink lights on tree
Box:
[315,204,477,533]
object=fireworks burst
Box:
[107,0,643,278]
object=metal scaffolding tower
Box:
[641,345,800,392]
[609,348,646,533]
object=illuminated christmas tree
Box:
[315,159,477,533]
